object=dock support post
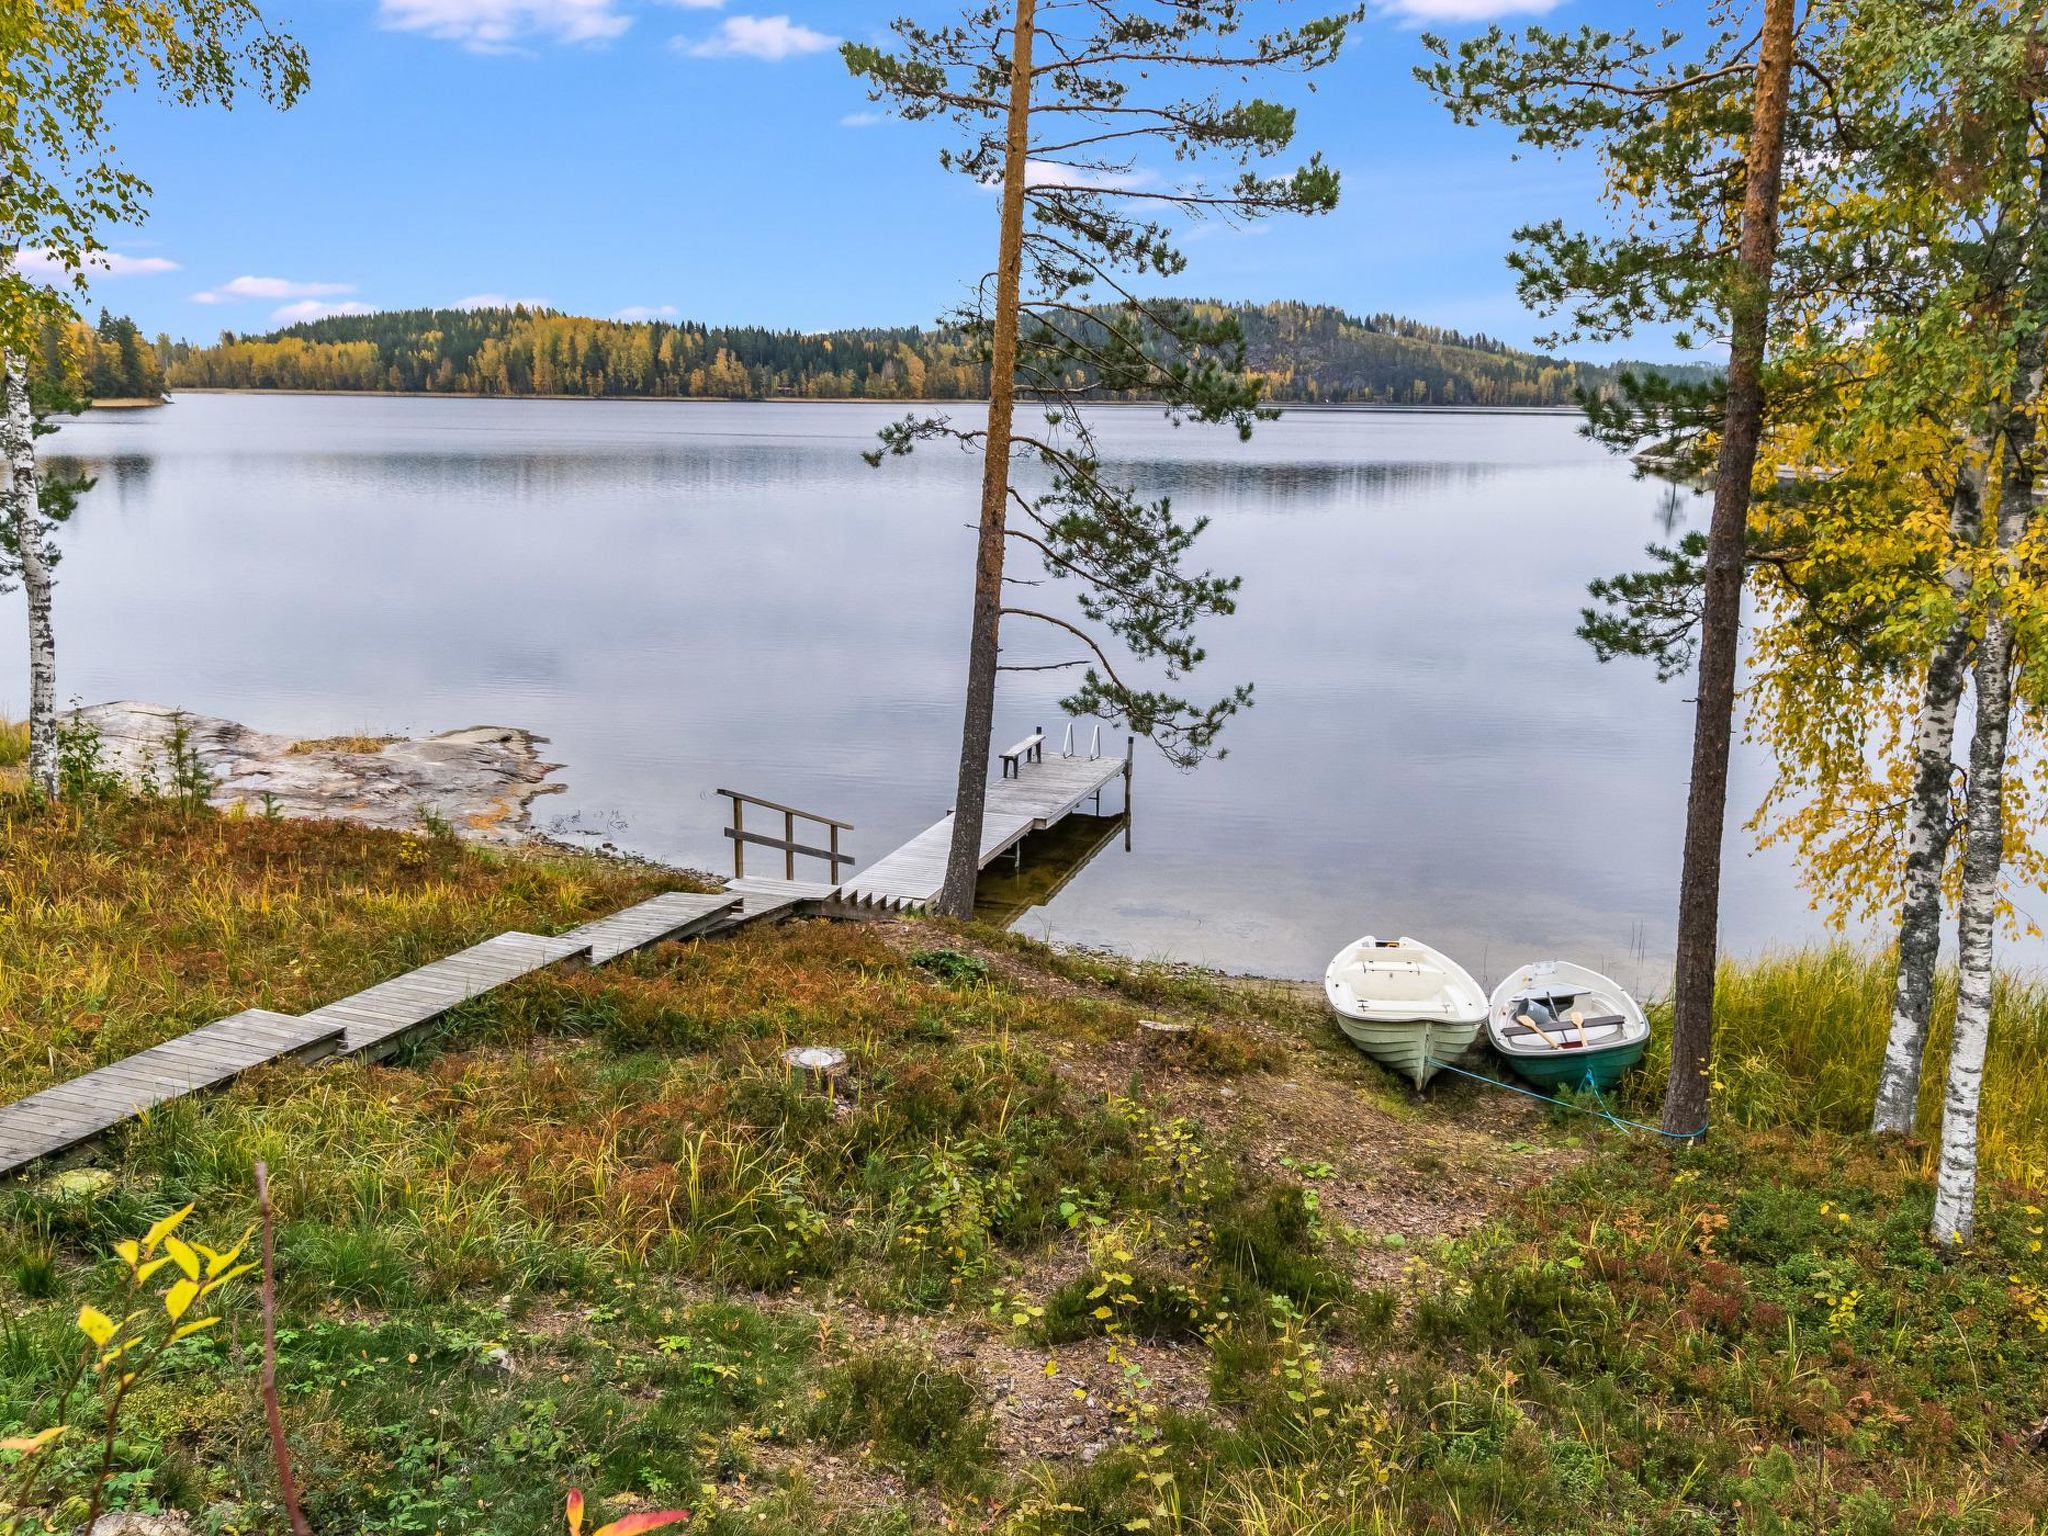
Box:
[732,796,746,879]
[1125,735,1135,849]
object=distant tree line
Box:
[33,310,167,402]
[155,301,1715,408]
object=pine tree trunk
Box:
[934,0,1036,920]
[1873,451,1987,1137]
[0,350,57,800]
[1661,0,1798,1139]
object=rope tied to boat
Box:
[1425,1057,1707,1142]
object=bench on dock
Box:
[1000,728,1045,779]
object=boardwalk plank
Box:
[0,1011,340,1175]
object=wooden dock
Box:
[837,745,1129,912]
[0,724,1128,1177]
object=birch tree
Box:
[844,0,1361,919]
[0,1,307,796]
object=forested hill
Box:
[155,301,1695,405]
[159,301,1709,408]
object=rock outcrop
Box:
[68,701,562,843]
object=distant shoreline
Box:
[78,397,169,411]
[165,387,1582,418]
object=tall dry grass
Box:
[0,714,26,771]
[1630,946,2048,1183]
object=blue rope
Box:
[1425,1058,1706,1142]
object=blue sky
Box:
[57,0,1697,359]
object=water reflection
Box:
[975,812,1131,928]
[4,394,1867,986]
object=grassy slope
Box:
[0,803,2043,1535]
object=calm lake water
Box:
[15,392,1844,987]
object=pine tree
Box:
[1425,0,1808,1138]
[845,0,1362,918]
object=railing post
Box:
[785,809,797,881]
[830,823,841,880]
[732,795,745,879]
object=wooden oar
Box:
[1515,1011,1567,1051]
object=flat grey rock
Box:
[66,701,563,843]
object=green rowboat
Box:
[1486,961,1650,1092]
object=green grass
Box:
[0,799,2042,1534]
[1627,946,2048,1184]
[0,715,26,771]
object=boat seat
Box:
[1501,1013,1627,1045]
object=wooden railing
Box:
[715,789,855,882]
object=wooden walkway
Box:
[837,745,1128,913]
[0,728,1127,1176]
[0,1010,343,1173]
[0,891,805,1176]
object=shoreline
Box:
[163,387,1583,417]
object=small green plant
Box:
[7,1249,57,1302]
[912,948,990,987]
[161,714,215,815]
[0,1203,255,1535]
[415,803,458,842]
[809,1343,988,1489]
[51,711,121,802]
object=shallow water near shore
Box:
[11,392,1940,988]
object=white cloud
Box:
[614,304,681,320]
[192,275,356,305]
[377,0,631,51]
[450,292,548,310]
[271,299,376,325]
[677,14,837,59]
[17,249,180,280]
[991,160,1158,193]
[840,110,883,127]
[1379,0,1566,20]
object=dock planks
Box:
[839,751,1127,912]
[0,1011,341,1172]
[564,892,742,964]
[304,931,594,1059]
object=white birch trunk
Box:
[1934,606,2013,1243]
[1934,156,2048,1240]
[0,350,58,799]
[1873,451,1986,1136]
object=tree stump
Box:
[783,1046,853,1113]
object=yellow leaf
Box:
[200,1227,254,1279]
[200,1262,256,1297]
[134,1257,172,1284]
[165,1278,200,1322]
[0,1426,67,1454]
[172,1317,222,1341]
[163,1236,201,1282]
[76,1306,119,1348]
[142,1203,195,1253]
[113,1240,141,1269]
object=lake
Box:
[14,392,1839,987]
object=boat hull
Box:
[1332,1013,1484,1089]
[1499,1035,1646,1091]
